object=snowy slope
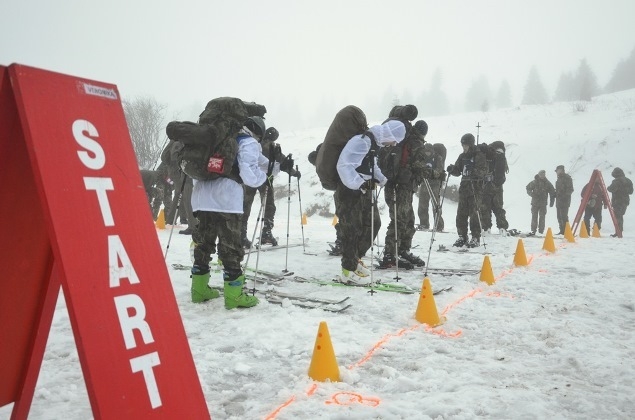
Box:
[2,91,634,419]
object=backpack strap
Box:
[357,131,379,177]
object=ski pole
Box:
[476,122,481,145]
[368,146,377,295]
[470,180,487,251]
[283,157,292,274]
[424,176,449,275]
[296,164,311,254]
[164,172,187,260]
[393,186,400,281]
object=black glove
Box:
[437,170,446,181]
[280,155,294,172]
[292,169,301,179]
[446,164,455,175]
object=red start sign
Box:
[0,64,210,419]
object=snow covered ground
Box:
[2,91,634,419]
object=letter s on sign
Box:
[73,119,105,170]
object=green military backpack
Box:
[165,97,266,182]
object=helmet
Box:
[264,127,279,142]
[413,120,428,137]
[245,116,266,139]
[460,133,475,146]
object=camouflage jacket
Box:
[555,173,574,203]
[581,182,605,209]
[448,146,488,188]
[607,174,634,207]
[526,175,556,206]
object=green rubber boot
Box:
[191,273,220,303]
[223,275,259,309]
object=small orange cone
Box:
[479,255,495,285]
[592,222,601,238]
[308,322,340,382]
[331,215,339,226]
[156,209,166,229]
[302,213,308,225]
[415,278,445,326]
[542,228,556,253]
[513,239,528,266]
[564,222,575,243]
[579,222,589,238]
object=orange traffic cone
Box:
[592,222,601,238]
[415,278,445,326]
[302,213,308,225]
[156,209,166,229]
[308,322,340,382]
[542,228,556,253]
[513,239,528,266]
[579,221,589,238]
[564,222,575,243]
[479,255,495,285]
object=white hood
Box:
[367,119,407,146]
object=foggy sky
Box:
[2,0,634,131]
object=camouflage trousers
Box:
[167,175,195,226]
[384,185,416,255]
[192,211,244,274]
[480,185,509,230]
[613,203,628,232]
[555,200,570,233]
[335,184,381,272]
[456,182,483,238]
[242,181,276,237]
[583,206,603,232]
[530,204,547,234]
[417,180,444,231]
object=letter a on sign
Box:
[0,64,210,419]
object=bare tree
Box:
[122,96,167,169]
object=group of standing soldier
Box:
[141,99,633,303]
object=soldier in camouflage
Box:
[140,169,162,218]
[607,167,633,236]
[241,126,299,248]
[554,165,574,234]
[479,141,509,235]
[447,133,488,247]
[417,143,446,232]
[525,170,556,235]
[381,121,441,268]
[191,115,272,309]
[581,178,606,233]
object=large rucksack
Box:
[165,97,265,181]
[479,141,507,186]
[315,105,368,190]
[432,143,447,169]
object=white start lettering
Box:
[72,118,162,409]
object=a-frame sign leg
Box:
[571,169,622,237]
[10,259,61,420]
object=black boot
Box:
[453,236,468,247]
[260,229,278,246]
[328,241,343,256]
[378,253,396,268]
[466,236,480,248]
[400,251,425,267]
